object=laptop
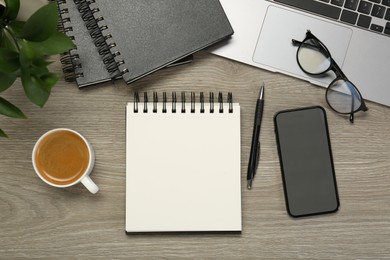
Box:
[209,0,390,106]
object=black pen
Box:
[247,84,264,189]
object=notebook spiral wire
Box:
[72,0,122,78]
[78,0,129,76]
[53,0,84,82]
[133,92,234,114]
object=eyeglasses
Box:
[292,30,368,123]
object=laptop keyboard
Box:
[272,0,390,36]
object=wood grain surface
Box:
[0,51,389,259]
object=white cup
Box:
[32,128,99,194]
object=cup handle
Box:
[81,176,99,194]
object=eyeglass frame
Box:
[292,30,368,123]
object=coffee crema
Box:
[34,130,90,186]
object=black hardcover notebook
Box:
[56,0,193,87]
[87,0,234,84]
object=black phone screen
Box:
[274,106,339,217]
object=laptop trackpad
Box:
[253,5,352,84]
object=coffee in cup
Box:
[32,128,99,193]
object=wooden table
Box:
[1,51,389,259]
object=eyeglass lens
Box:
[326,79,362,114]
[297,38,331,74]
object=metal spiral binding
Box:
[134,92,139,113]
[74,0,121,78]
[218,92,224,113]
[172,92,177,113]
[209,92,214,113]
[54,0,83,83]
[133,92,234,113]
[191,92,196,113]
[200,92,205,113]
[227,92,233,113]
[59,8,69,15]
[163,92,167,113]
[60,54,83,82]
[181,92,186,113]
[143,92,148,113]
[61,17,71,23]
[82,0,128,77]
[153,92,158,113]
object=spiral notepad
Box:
[126,92,241,233]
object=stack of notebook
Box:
[55,0,234,87]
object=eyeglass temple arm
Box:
[292,39,302,46]
[291,39,330,58]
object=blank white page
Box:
[126,101,241,233]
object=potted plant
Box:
[0,0,75,137]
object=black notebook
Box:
[88,0,234,84]
[56,1,198,87]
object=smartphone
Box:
[274,106,339,217]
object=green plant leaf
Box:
[29,65,58,91]
[0,71,17,92]
[0,96,26,118]
[29,31,75,55]
[19,40,37,66]
[0,128,8,138]
[2,0,20,20]
[21,67,50,107]
[19,41,58,73]
[0,31,17,51]
[0,48,20,72]
[33,59,54,67]
[8,20,26,37]
[40,73,59,91]
[20,3,58,42]
[31,65,49,77]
